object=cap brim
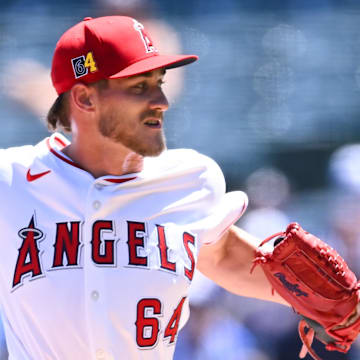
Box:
[108,54,198,79]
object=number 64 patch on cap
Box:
[71,51,98,79]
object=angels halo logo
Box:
[132,19,157,54]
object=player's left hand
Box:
[251,222,360,360]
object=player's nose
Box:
[149,88,169,112]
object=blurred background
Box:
[1,0,360,359]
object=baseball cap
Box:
[51,16,198,95]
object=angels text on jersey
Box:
[13,214,196,291]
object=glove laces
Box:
[298,320,321,360]
[250,231,284,274]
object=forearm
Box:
[197,225,289,306]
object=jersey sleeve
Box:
[0,145,36,185]
[185,152,248,245]
[0,149,14,185]
[192,191,248,245]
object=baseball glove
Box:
[251,222,360,360]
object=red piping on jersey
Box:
[240,199,247,217]
[46,137,83,170]
[46,136,137,184]
[106,177,137,183]
[54,136,67,148]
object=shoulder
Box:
[0,144,37,161]
[145,148,226,193]
[0,143,40,184]
[150,148,224,178]
[175,149,223,172]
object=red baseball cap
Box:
[51,16,198,95]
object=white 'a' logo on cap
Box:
[133,19,158,54]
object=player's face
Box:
[95,69,169,157]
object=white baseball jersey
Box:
[0,133,248,360]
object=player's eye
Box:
[131,82,148,94]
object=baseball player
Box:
[0,15,304,360]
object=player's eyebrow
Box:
[131,69,166,79]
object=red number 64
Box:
[135,297,186,348]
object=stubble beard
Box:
[98,112,166,157]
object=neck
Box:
[62,134,144,178]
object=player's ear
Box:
[70,83,96,113]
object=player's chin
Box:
[139,137,166,157]
[141,142,166,157]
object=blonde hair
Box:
[46,92,71,133]
[46,79,109,133]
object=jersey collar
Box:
[46,133,138,184]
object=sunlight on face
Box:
[97,70,168,156]
[98,108,167,156]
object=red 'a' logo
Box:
[133,19,158,54]
[13,216,44,289]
